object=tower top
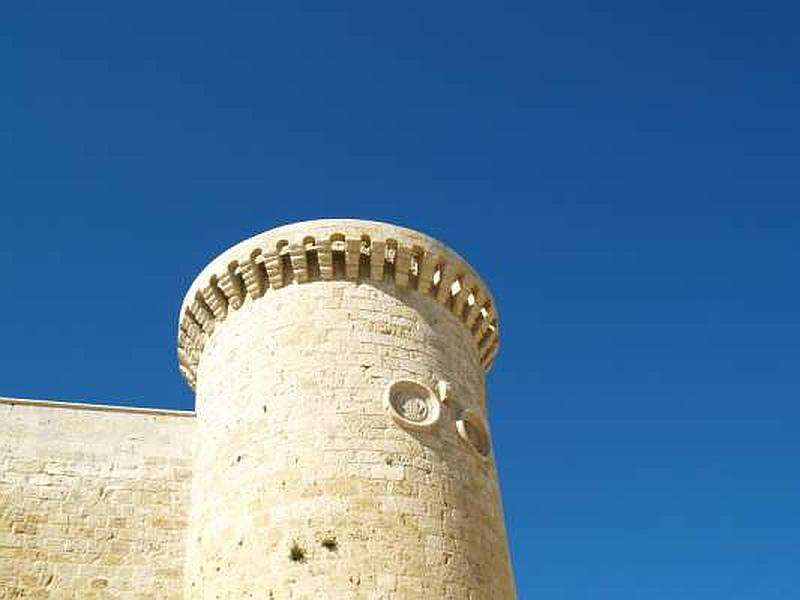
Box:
[177,219,499,388]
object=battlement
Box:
[178,219,500,388]
[3,219,514,599]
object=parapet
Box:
[177,219,500,388]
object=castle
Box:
[0,219,515,599]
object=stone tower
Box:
[177,219,515,599]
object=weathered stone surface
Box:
[177,220,501,389]
[0,219,515,599]
[0,399,194,599]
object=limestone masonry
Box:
[1,219,515,599]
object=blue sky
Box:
[1,1,799,597]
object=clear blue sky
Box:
[1,2,798,597]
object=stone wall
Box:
[180,219,515,599]
[186,279,514,599]
[177,219,500,390]
[0,399,194,599]
[0,218,516,599]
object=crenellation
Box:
[177,221,500,389]
[434,262,458,307]
[239,249,268,299]
[345,237,361,280]
[216,262,246,310]
[452,272,474,317]
[2,219,513,599]
[189,294,215,335]
[175,220,513,598]
[394,242,411,288]
[262,248,284,290]
[287,242,309,284]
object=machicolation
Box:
[0,219,515,599]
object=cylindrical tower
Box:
[178,219,514,599]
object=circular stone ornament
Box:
[384,380,441,431]
[456,411,491,458]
